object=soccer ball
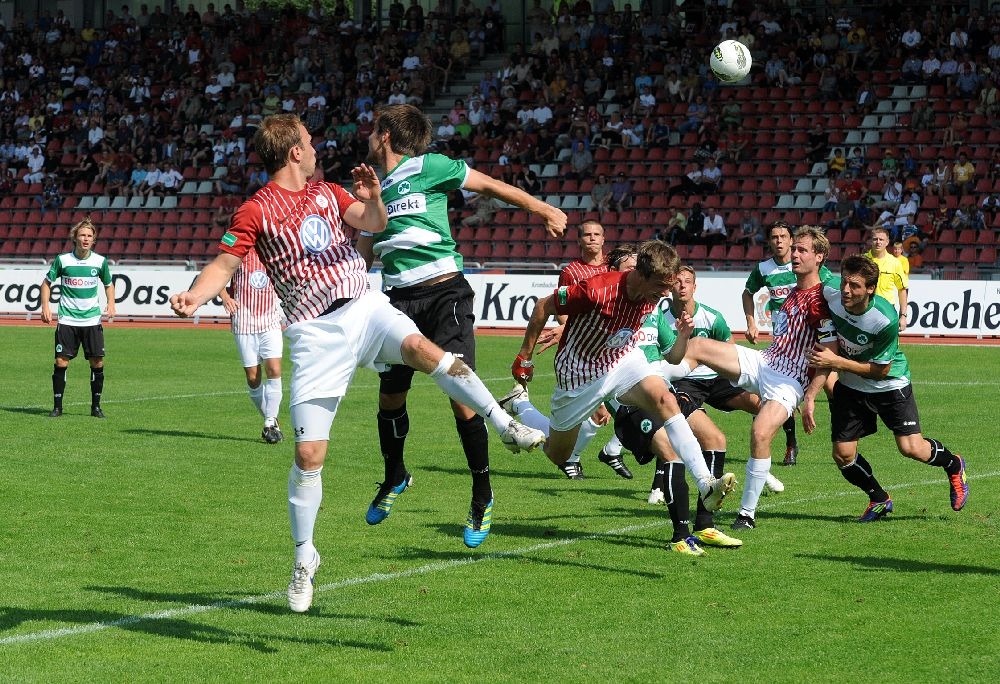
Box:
[710,40,752,82]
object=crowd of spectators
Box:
[1,1,999,272]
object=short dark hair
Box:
[375,103,432,156]
[841,253,880,289]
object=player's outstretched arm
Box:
[513,295,557,383]
[170,253,242,318]
[465,168,567,237]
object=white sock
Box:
[603,433,624,457]
[511,397,551,437]
[263,377,283,426]
[571,417,600,458]
[430,352,512,433]
[248,382,264,418]
[739,458,771,518]
[664,414,713,492]
[288,464,323,563]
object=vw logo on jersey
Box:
[315,195,329,209]
[772,310,788,336]
[300,214,333,254]
[606,328,635,349]
[249,269,270,289]
[856,333,869,344]
[397,180,411,195]
[640,418,653,434]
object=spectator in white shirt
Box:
[702,206,727,245]
[86,120,105,150]
[24,146,47,184]
[216,64,236,89]
[901,22,922,50]
[532,99,553,127]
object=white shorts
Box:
[284,290,420,407]
[549,347,661,432]
[733,345,803,419]
[234,327,283,367]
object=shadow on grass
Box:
[120,428,261,444]
[794,554,1000,575]
[392,545,663,579]
[759,509,923,524]
[0,406,57,416]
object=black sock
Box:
[839,453,888,502]
[651,461,666,491]
[455,414,492,503]
[694,450,726,531]
[52,364,66,410]
[665,462,691,542]
[90,367,104,409]
[924,438,960,474]
[377,405,408,486]
[783,416,797,447]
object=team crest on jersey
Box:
[397,180,411,195]
[249,269,270,289]
[772,310,788,336]
[606,328,635,348]
[91,268,98,276]
[315,195,329,209]
[640,418,653,433]
[300,214,333,254]
[856,333,869,345]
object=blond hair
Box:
[70,217,97,242]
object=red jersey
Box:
[229,247,282,335]
[220,180,367,325]
[762,282,837,388]
[558,258,607,287]
[552,271,654,390]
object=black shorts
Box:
[672,377,746,418]
[830,382,922,443]
[55,324,105,360]
[614,404,660,465]
[380,274,477,394]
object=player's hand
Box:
[744,323,758,344]
[170,292,200,318]
[898,317,907,333]
[542,206,568,238]
[591,404,612,426]
[806,343,839,370]
[104,304,116,324]
[350,163,382,202]
[40,306,53,324]
[535,324,564,354]
[511,354,534,383]
[223,298,239,315]
[675,312,694,338]
[801,397,817,434]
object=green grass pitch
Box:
[0,326,997,681]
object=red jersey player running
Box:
[220,248,286,444]
[169,114,545,614]
[506,240,737,517]
[667,226,838,530]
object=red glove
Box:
[511,354,534,383]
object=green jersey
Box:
[45,250,112,327]
[374,153,469,288]
[662,301,731,380]
[823,281,910,393]
[636,298,678,363]
[746,258,834,312]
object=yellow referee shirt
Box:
[865,250,909,308]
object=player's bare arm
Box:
[355,233,376,271]
[465,168,567,237]
[344,163,388,234]
[741,289,758,343]
[535,319,565,354]
[898,287,909,332]
[664,311,695,364]
[39,280,54,324]
[170,252,243,317]
[807,343,892,380]
[512,295,557,384]
[219,286,239,314]
[104,283,116,322]
[801,339,838,433]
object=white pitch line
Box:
[2,469,996,648]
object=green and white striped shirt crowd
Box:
[823,278,911,393]
[45,251,113,327]
[373,153,467,288]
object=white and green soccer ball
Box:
[710,39,752,82]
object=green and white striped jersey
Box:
[636,298,678,363]
[823,281,910,392]
[45,251,112,327]
[746,258,834,312]
[374,153,468,288]
[661,301,731,380]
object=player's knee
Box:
[295,442,327,470]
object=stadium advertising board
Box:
[2,267,998,337]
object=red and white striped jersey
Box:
[552,271,654,390]
[558,259,607,287]
[219,180,367,324]
[762,282,837,388]
[229,247,282,334]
